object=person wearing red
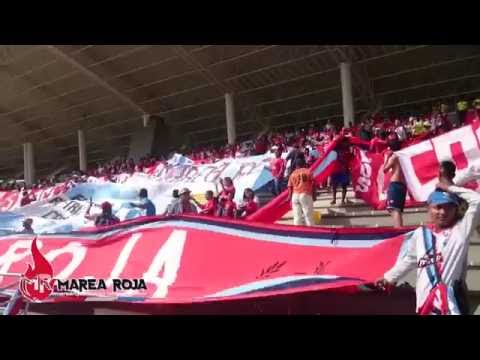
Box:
[254,135,268,155]
[237,188,258,218]
[268,149,286,196]
[217,197,237,218]
[217,177,236,202]
[369,130,389,154]
[191,190,217,216]
[20,190,36,207]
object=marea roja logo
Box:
[19,238,55,302]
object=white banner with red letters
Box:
[396,124,480,201]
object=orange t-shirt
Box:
[288,168,314,194]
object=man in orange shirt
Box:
[287,158,317,226]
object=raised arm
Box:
[446,184,480,240]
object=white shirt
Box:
[395,126,407,141]
[384,185,480,314]
[454,164,480,187]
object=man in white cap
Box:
[376,182,480,315]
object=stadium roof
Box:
[1,45,480,178]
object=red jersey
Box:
[370,137,388,154]
[20,196,31,207]
[270,158,286,179]
[200,199,217,216]
[220,184,236,201]
[243,200,258,216]
[255,138,268,154]
[220,200,237,218]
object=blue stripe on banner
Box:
[203,275,363,298]
[0,217,412,248]
[312,151,337,178]
[80,219,408,248]
[71,215,409,242]
[115,296,147,302]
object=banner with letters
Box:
[350,148,419,210]
[396,123,480,201]
[0,216,413,310]
[0,153,277,234]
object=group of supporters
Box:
[162,177,258,220]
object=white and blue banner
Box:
[0,153,277,234]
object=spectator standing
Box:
[287,158,316,226]
[191,190,217,216]
[413,116,426,136]
[163,189,180,215]
[369,130,388,154]
[394,119,407,142]
[383,139,407,228]
[217,196,237,218]
[237,188,258,218]
[168,188,198,215]
[377,182,480,315]
[129,188,156,217]
[330,139,351,206]
[456,98,469,127]
[217,177,236,202]
[359,121,373,141]
[20,218,34,234]
[268,149,286,196]
[85,201,120,227]
[286,145,306,177]
[20,190,36,207]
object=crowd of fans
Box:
[3,97,480,228]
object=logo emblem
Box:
[19,238,55,302]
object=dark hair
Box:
[139,188,148,198]
[172,189,179,198]
[295,157,306,168]
[440,161,456,180]
[205,190,214,198]
[388,139,401,151]
[243,188,254,201]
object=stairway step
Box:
[318,207,427,218]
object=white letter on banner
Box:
[143,230,187,298]
[432,126,480,169]
[45,242,87,280]
[0,240,40,283]
[355,151,372,193]
[104,233,142,289]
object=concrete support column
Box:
[23,142,35,186]
[225,93,236,145]
[340,62,355,127]
[78,129,87,172]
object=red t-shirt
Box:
[200,199,217,216]
[220,184,236,201]
[370,137,388,153]
[20,196,31,207]
[270,158,286,179]
[255,138,268,154]
[243,200,258,216]
[220,200,237,218]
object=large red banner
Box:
[0,216,411,306]
[350,147,420,210]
